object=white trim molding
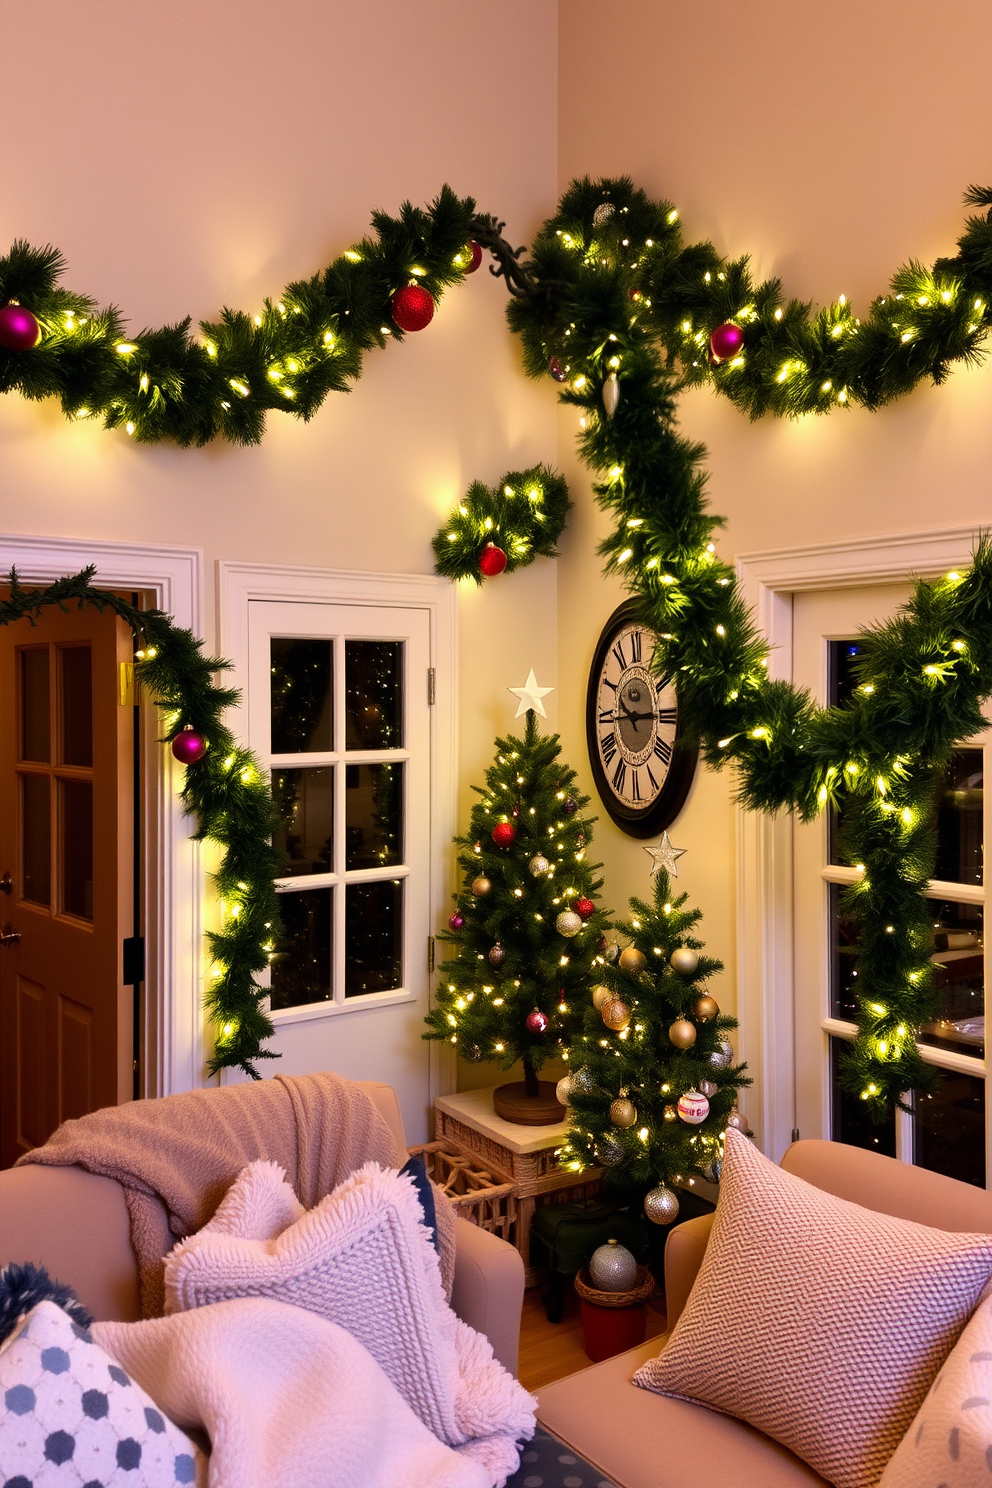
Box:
[0,532,204,1100]
[735,525,982,1163]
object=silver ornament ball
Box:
[670,947,699,976]
[725,1110,748,1132]
[556,910,583,938]
[644,1186,680,1225]
[709,1039,734,1069]
[596,1134,625,1167]
[589,1238,638,1292]
[528,854,550,877]
[592,202,616,228]
[699,1079,718,1098]
[571,1065,595,1094]
[555,1076,574,1106]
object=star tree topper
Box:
[644,830,686,878]
[508,669,554,719]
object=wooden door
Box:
[0,601,134,1167]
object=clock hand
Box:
[617,696,641,733]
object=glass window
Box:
[59,646,93,767]
[933,748,983,887]
[345,762,403,870]
[829,882,860,1021]
[345,641,402,750]
[270,639,332,754]
[919,896,984,1058]
[270,888,332,1009]
[345,880,403,996]
[271,768,333,877]
[19,649,50,764]
[830,1036,896,1157]
[21,773,51,906]
[914,1073,985,1189]
[60,778,93,920]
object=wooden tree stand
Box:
[492,1079,565,1125]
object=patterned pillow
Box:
[635,1130,992,1488]
[0,1300,206,1487]
[879,1287,992,1486]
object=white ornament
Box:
[644,1186,680,1225]
[670,946,699,976]
[602,371,620,420]
[644,831,687,879]
[528,854,550,877]
[589,1238,638,1292]
[592,202,616,228]
[677,1089,710,1125]
[556,909,582,938]
[507,668,554,719]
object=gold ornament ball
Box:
[601,996,631,1031]
[693,994,719,1022]
[591,984,612,1011]
[618,946,647,976]
[668,1017,697,1050]
[610,1097,637,1128]
[670,946,699,976]
[471,876,492,898]
[644,1186,680,1225]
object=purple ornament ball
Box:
[171,727,208,765]
[0,305,42,352]
[708,322,745,363]
[448,911,465,931]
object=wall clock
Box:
[586,600,698,838]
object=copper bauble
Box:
[591,984,612,1012]
[618,946,647,976]
[609,1097,637,1129]
[693,994,719,1022]
[471,876,492,897]
[668,1018,697,1050]
[601,996,631,1031]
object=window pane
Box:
[915,1073,985,1188]
[345,763,403,870]
[21,773,51,906]
[61,778,93,920]
[59,646,93,767]
[19,649,50,763]
[270,888,332,1008]
[345,641,403,750]
[933,748,983,887]
[271,768,333,877]
[919,896,984,1057]
[827,640,862,865]
[830,882,859,1021]
[830,1036,896,1157]
[270,638,332,754]
[345,879,402,995]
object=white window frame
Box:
[736,526,984,1162]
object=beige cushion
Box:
[880,1288,992,1486]
[635,1130,992,1488]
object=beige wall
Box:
[556,0,992,1026]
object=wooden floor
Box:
[517,1282,668,1393]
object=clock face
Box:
[586,601,698,838]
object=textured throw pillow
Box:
[635,1130,992,1488]
[0,1299,206,1487]
[400,1153,440,1256]
[880,1288,992,1486]
[0,1262,93,1347]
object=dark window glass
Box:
[271,768,333,877]
[61,778,93,920]
[21,773,51,906]
[19,649,50,763]
[345,763,403,870]
[933,748,983,887]
[830,1036,896,1157]
[345,641,402,750]
[914,1073,985,1188]
[270,888,332,1008]
[345,879,402,996]
[827,640,862,865]
[270,638,332,754]
[830,882,860,1021]
[59,646,92,767]
[919,896,984,1057]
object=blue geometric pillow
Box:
[399,1154,440,1256]
[0,1300,206,1486]
[0,1263,93,1348]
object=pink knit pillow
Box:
[635,1131,992,1488]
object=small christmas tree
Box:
[557,867,750,1222]
[424,708,610,1120]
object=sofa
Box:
[537,1137,992,1488]
[0,1078,526,1378]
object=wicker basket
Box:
[574,1264,656,1309]
[408,1139,517,1244]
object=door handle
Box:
[0,924,20,946]
[0,873,11,895]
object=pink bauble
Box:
[708,322,745,362]
[526,1009,549,1034]
[478,543,508,578]
[548,356,567,382]
[492,821,517,849]
[448,912,465,931]
[677,1089,710,1125]
[0,304,42,352]
[466,241,483,274]
[390,283,435,332]
[171,727,208,765]
[574,897,595,920]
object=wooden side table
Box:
[434,1087,601,1286]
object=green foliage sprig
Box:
[507,178,992,1115]
[0,567,282,1078]
[431,464,570,582]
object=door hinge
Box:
[791,1127,801,1144]
[427,667,436,706]
[123,936,145,985]
[427,935,435,973]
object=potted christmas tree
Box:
[424,694,610,1124]
[557,865,750,1219]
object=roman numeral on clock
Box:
[611,638,626,669]
[601,731,618,765]
[654,737,673,766]
[656,707,678,724]
[630,630,642,662]
[631,770,642,802]
[599,708,615,724]
[612,757,627,794]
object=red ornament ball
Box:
[548,356,567,383]
[526,1009,549,1034]
[0,305,41,352]
[492,821,517,849]
[390,283,435,332]
[478,543,508,578]
[466,240,483,274]
[708,322,745,362]
[171,727,208,765]
[574,897,595,920]
[448,911,465,931]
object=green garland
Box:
[431,464,570,583]
[0,568,282,1079]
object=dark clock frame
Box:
[586,599,699,839]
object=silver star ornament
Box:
[508,669,554,719]
[644,831,687,878]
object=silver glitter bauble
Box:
[468,1045,482,1062]
[670,946,699,976]
[487,943,505,968]
[708,1039,733,1069]
[556,910,582,938]
[705,1156,723,1184]
[571,1065,595,1094]
[592,202,616,228]
[528,854,550,877]
[604,941,620,963]
[589,1238,638,1292]
[644,1186,680,1225]
[596,1134,625,1167]
[699,1079,718,1099]
[725,1110,748,1132]
[556,1076,574,1106]
[609,1097,637,1129]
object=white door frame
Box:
[735,526,983,1162]
[218,560,458,1107]
[0,532,204,1100]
